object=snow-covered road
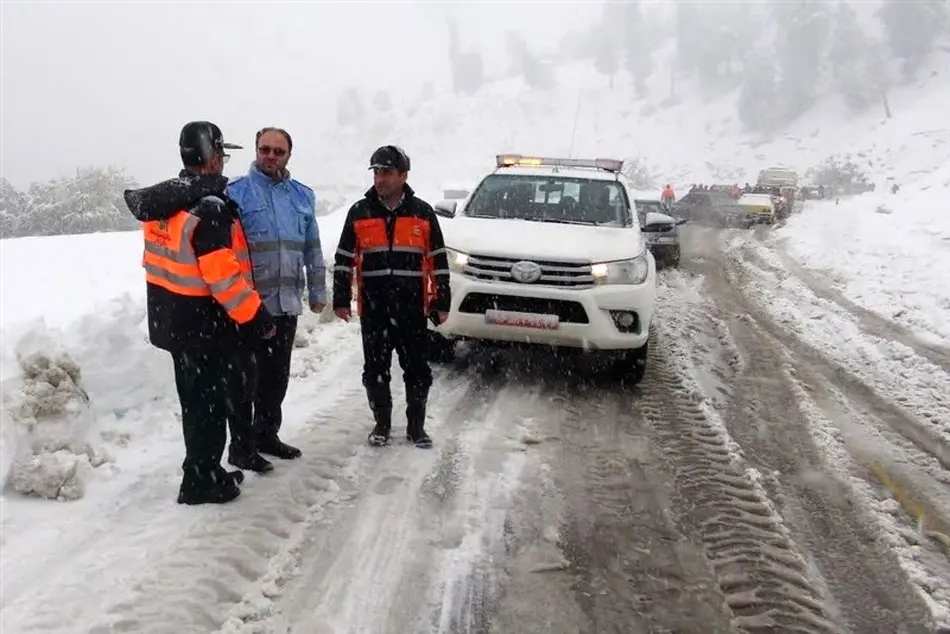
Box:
[3,206,950,633]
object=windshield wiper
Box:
[526,217,597,225]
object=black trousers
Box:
[172,348,243,481]
[360,308,433,427]
[229,315,297,454]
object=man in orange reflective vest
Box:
[332,145,451,448]
[124,121,276,505]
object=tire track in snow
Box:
[542,375,735,634]
[420,378,543,634]
[636,337,841,634]
[244,367,517,634]
[694,260,937,634]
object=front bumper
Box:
[432,271,657,351]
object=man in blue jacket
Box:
[225,127,326,471]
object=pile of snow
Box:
[1,330,112,500]
[771,162,950,345]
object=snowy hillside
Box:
[306,54,950,200]
[2,54,950,631]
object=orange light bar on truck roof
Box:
[495,154,624,173]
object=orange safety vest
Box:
[351,215,436,316]
[141,211,262,324]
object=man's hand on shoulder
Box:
[190,195,231,220]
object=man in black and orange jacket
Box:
[124,121,275,505]
[332,145,451,449]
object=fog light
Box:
[609,310,639,333]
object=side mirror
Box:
[433,200,457,218]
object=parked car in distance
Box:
[633,195,686,267]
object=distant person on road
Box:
[331,145,451,449]
[226,127,326,471]
[123,121,276,505]
[660,184,676,212]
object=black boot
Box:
[366,385,393,447]
[217,465,246,485]
[258,437,302,460]
[368,406,392,447]
[406,399,433,449]
[228,450,275,473]
[177,467,241,505]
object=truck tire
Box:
[607,341,648,385]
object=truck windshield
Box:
[465,174,631,226]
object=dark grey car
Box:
[672,190,748,228]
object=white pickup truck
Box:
[428,154,659,383]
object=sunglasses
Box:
[257,145,288,157]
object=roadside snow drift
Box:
[770,164,950,346]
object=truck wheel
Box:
[667,247,680,268]
[608,341,648,385]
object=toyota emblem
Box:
[510,260,542,283]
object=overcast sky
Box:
[1,1,598,189]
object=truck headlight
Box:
[591,255,650,285]
[446,248,469,273]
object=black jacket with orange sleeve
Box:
[124,171,273,352]
[332,185,451,316]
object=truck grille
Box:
[458,293,589,324]
[462,253,594,288]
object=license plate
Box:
[484,309,559,330]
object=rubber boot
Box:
[406,398,433,449]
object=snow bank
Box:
[0,230,144,333]
[773,165,950,345]
[0,230,161,501]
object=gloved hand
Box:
[247,306,276,339]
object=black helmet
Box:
[368,145,410,172]
[179,121,243,166]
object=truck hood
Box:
[442,216,645,262]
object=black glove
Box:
[246,305,275,339]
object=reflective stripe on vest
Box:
[142,211,261,324]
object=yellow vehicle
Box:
[736,193,776,226]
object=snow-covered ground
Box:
[3,55,950,630]
[769,165,950,346]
